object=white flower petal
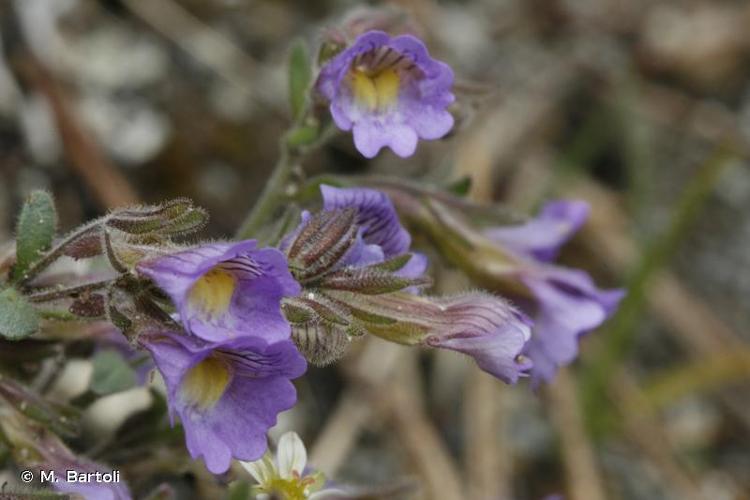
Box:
[240,454,276,485]
[277,431,307,479]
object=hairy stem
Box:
[235,123,338,240]
[27,279,111,303]
[236,141,295,239]
[16,220,102,288]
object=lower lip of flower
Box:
[181,356,231,410]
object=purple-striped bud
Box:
[280,186,429,365]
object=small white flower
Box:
[240,431,325,500]
[241,431,411,500]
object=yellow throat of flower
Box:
[350,67,400,111]
[181,356,231,410]
[189,268,236,318]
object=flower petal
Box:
[277,431,307,479]
[522,270,624,385]
[240,453,276,485]
[423,294,533,384]
[351,119,418,158]
[143,333,306,474]
[320,185,411,258]
[485,200,590,262]
[138,242,300,342]
[316,30,454,158]
[335,291,533,384]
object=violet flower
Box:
[351,291,533,384]
[137,241,300,342]
[317,30,454,158]
[142,330,306,474]
[485,200,624,385]
[282,185,532,380]
[280,185,430,365]
[484,201,590,262]
[319,185,427,277]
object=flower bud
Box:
[106,198,208,238]
[69,293,106,318]
[326,290,532,383]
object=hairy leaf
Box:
[13,190,57,280]
[0,288,40,340]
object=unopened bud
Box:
[106,198,208,238]
[291,322,350,366]
[286,209,358,281]
[69,293,105,318]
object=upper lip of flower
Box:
[136,241,300,343]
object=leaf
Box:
[0,288,40,340]
[13,190,57,280]
[0,378,81,438]
[446,176,472,197]
[287,124,319,147]
[90,350,137,395]
[288,39,312,121]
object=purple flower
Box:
[137,241,300,342]
[419,293,533,383]
[484,200,590,262]
[485,200,625,385]
[317,30,454,158]
[280,186,432,365]
[320,185,427,277]
[142,330,306,474]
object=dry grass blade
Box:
[546,369,607,500]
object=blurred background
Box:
[1,0,750,499]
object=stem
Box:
[236,140,295,240]
[36,309,81,321]
[17,220,102,287]
[235,123,339,240]
[27,279,111,303]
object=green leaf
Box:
[288,39,312,121]
[286,124,319,147]
[0,288,40,340]
[90,350,137,395]
[0,377,81,437]
[13,190,57,280]
[446,176,473,197]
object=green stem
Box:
[236,141,295,240]
[235,123,339,240]
[36,309,80,321]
